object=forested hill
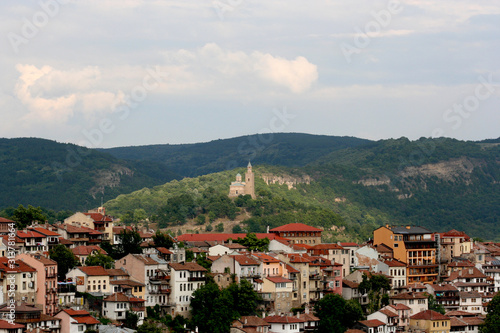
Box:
[0,138,178,211]
[104,137,500,241]
[100,133,372,177]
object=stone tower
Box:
[244,161,256,199]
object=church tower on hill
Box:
[228,162,256,199]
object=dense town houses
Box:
[1,213,500,333]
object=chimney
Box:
[244,318,247,324]
[305,307,309,314]
[297,312,300,318]
[385,224,389,228]
[229,239,232,245]
[469,268,473,275]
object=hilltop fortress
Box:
[228,162,256,199]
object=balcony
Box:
[309,274,321,280]
[188,277,205,282]
[46,273,57,279]
[149,288,171,294]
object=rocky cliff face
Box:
[261,173,312,189]
[358,157,482,196]
[90,165,134,198]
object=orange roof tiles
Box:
[169,262,207,272]
[410,310,450,320]
[266,276,292,284]
[264,315,304,323]
[269,223,322,232]
[359,319,386,327]
[78,266,109,276]
[71,245,107,256]
[177,233,287,242]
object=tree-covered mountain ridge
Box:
[104,137,500,241]
[0,137,179,211]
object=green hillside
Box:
[104,137,500,241]
[0,138,179,211]
[101,133,372,177]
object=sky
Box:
[1,0,499,148]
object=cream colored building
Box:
[66,266,112,295]
[228,162,256,199]
[409,310,450,333]
[262,276,293,314]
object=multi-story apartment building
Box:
[308,244,350,277]
[374,225,439,284]
[169,262,207,317]
[16,253,58,316]
[115,253,169,307]
[64,207,114,242]
[66,266,111,295]
[261,276,293,314]
[0,258,37,304]
[102,292,146,325]
[269,223,322,245]
[438,229,472,262]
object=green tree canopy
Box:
[115,229,143,258]
[314,293,348,333]
[49,244,79,280]
[152,230,174,249]
[426,293,445,314]
[358,273,391,313]
[137,320,163,333]
[234,233,270,252]
[85,252,115,269]
[13,204,47,229]
[481,293,500,333]
[191,279,261,333]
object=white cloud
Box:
[160,43,318,94]
[14,64,124,125]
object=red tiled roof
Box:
[29,227,60,236]
[177,233,287,242]
[233,255,260,266]
[343,279,360,289]
[78,266,109,276]
[384,259,406,267]
[359,319,386,327]
[0,319,24,328]
[379,309,398,318]
[103,292,130,302]
[264,315,304,323]
[266,276,292,284]
[411,310,450,320]
[310,243,344,250]
[269,223,322,232]
[83,212,113,222]
[63,309,90,316]
[71,245,107,256]
[446,267,487,281]
[340,242,359,247]
[287,254,311,263]
[169,262,207,272]
[0,217,15,223]
[157,247,173,254]
[285,264,300,274]
[389,303,411,310]
[0,258,36,273]
[252,253,280,263]
[443,229,470,239]
[74,316,100,325]
[391,292,427,300]
[17,230,45,238]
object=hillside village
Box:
[0,205,499,333]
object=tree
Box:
[115,229,143,258]
[13,204,46,229]
[137,321,163,333]
[196,214,206,225]
[426,293,445,314]
[124,311,139,330]
[152,230,174,249]
[314,293,348,333]
[195,252,212,270]
[49,244,79,280]
[226,279,262,316]
[85,252,115,269]
[235,233,270,252]
[344,299,364,328]
[481,293,500,333]
[215,223,224,232]
[191,279,261,333]
[358,273,390,313]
